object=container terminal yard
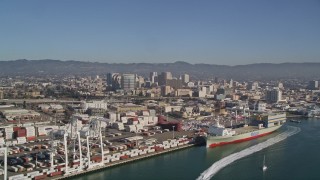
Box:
[0,102,210,180]
[0,127,196,180]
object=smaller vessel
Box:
[262,155,267,171]
[290,119,301,123]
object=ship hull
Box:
[207,125,282,148]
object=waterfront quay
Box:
[1,129,199,180]
[53,143,195,180]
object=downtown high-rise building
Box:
[266,88,282,103]
[158,72,172,86]
[111,73,122,90]
[308,80,319,90]
[121,74,136,91]
[229,79,233,88]
[182,74,190,84]
[149,72,158,84]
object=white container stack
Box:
[110,154,120,162]
[170,139,178,148]
[5,127,14,140]
[104,159,110,163]
[26,171,40,177]
[130,152,138,157]
[17,137,26,144]
[139,150,146,155]
[142,111,150,116]
[37,125,59,136]
[163,141,170,149]
[8,174,24,180]
[26,127,35,138]
[148,116,158,125]
[37,126,46,136]
[149,109,156,116]
[105,155,112,162]
[139,116,148,126]
[110,157,119,162]
[147,148,155,153]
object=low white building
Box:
[81,100,108,110]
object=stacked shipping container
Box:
[26,127,36,141]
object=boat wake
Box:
[196,126,301,180]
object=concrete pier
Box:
[53,144,195,180]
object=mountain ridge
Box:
[0,59,319,80]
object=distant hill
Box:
[0,59,319,81]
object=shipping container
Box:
[9,166,18,173]
[120,155,129,160]
[33,174,47,180]
[27,171,40,177]
[26,167,33,171]
[91,156,102,163]
[16,165,25,172]
[8,174,24,180]
[49,171,63,177]
[27,136,36,141]
[110,158,119,162]
[15,129,27,137]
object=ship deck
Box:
[233,126,260,135]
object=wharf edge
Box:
[53,144,195,180]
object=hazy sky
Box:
[1,0,320,65]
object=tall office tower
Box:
[182,74,190,84]
[229,79,233,88]
[308,80,319,90]
[266,88,282,103]
[158,72,173,86]
[121,74,136,91]
[150,72,158,83]
[107,73,113,86]
[136,75,145,88]
[164,72,172,80]
[112,73,122,90]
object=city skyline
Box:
[1,0,320,65]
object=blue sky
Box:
[1,0,320,65]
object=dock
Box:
[53,144,195,180]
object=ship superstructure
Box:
[207,113,286,148]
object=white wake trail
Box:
[197,126,300,180]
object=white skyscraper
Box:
[150,72,158,83]
[182,74,189,84]
[229,79,233,88]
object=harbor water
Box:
[70,118,320,180]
